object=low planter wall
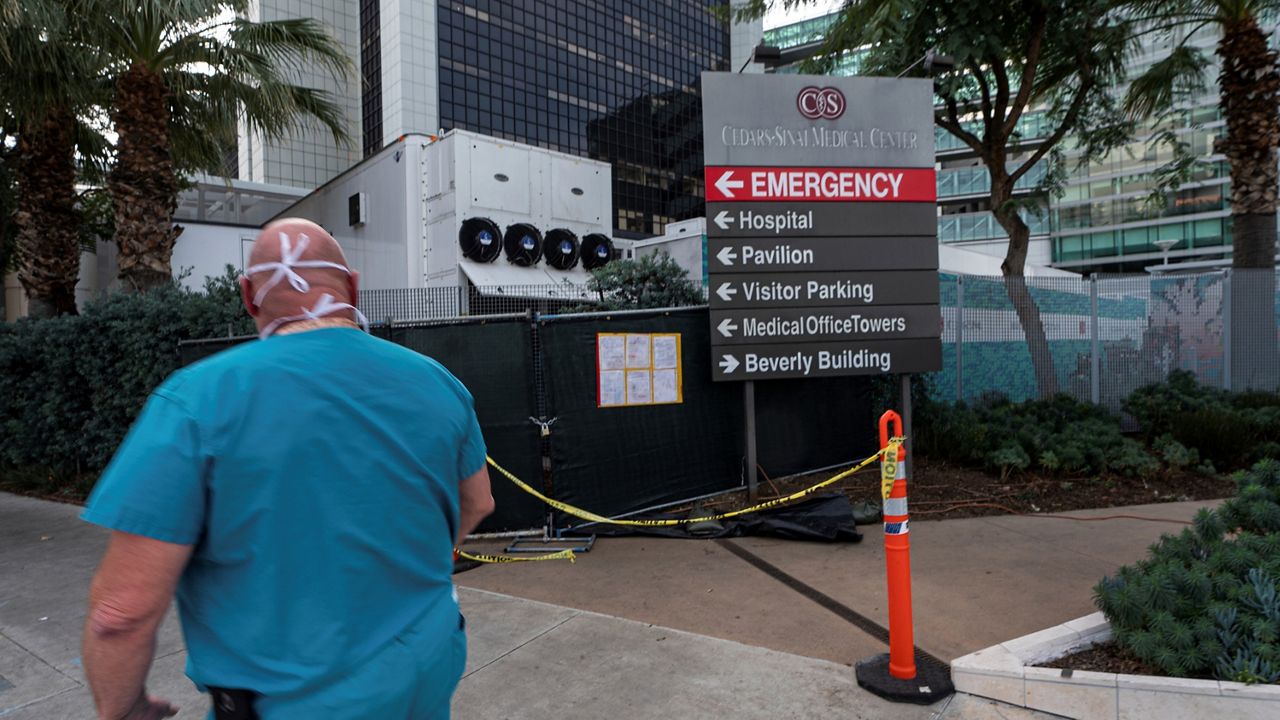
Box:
[950,612,1280,720]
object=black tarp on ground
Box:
[563,494,863,542]
[538,308,745,521]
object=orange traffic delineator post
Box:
[855,410,954,704]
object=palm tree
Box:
[1125,1,1279,269]
[0,1,100,318]
[1124,1,1280,390]
[93,0,350,292]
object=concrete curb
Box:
[950,612,1280,720]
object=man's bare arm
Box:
[457,466,496,545]
[83,532,192,720]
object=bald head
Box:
[239,218,360,334]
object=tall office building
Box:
[242,1,754,238]
[762,13,1266,273]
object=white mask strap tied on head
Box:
[258,293,371,340]
[244,231,352,307]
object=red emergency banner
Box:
[704,166,937,203]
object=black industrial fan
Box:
[458,217,503,263]
[581,233,614,271]
[543,229,580,270]
[503,223,544,266]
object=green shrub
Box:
[0,270,252,490]
[1095,460,1280,682]
[917,393,1156,477]
[1125,372,1280,471]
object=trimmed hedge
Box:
[0,270,253,493]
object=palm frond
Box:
[1124,44,1209,121]
[226,18,351,79]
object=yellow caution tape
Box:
[484,438,902,528]
[880,436,904,501]
[456,549,577,564]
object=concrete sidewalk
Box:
[1,490,1200,719]
[458,500,1212,665]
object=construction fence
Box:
[180,307,875,533]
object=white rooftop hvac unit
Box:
[272,130,616,299]
[424,132,614,298]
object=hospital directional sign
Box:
[709,236,938,273]
[715,339,944,381]
[709,271,939,309]
[707,202,937,238]
[701,72,942,381]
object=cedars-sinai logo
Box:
[796,86,845,120]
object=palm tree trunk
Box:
[993,183,1060,399]
[14,106,80,318]
[1218,18,1280,390]
[109,63,182,293]
[1218,18,1279,269]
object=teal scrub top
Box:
[82,328,486,703]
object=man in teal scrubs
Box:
[80,218,495,719]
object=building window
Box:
[359,0,383,157]
[437,0,729,236]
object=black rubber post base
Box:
[855,652,955,705]
[452,557,483,574]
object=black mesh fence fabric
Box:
[179,319,544,532]
[538,308,745,520]
[180,307,883,533]
[387,318,545,531]
[755,377,875,479]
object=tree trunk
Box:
[14,107,81,318]
[1218,18,1279,390]
[110,64,182,293]
[992,181,1060,399]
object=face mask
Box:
[244,231,370,339]
[257,293,370,340]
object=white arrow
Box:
[716,246,737,266]
[719,354,740,374]
[717,318,738,337]
[716,283,737,302]
[714,210,734,230]
[715,170,744,198]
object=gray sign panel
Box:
[710,305,941,346]
[709,236,938,273]
[701,73,936,168]
[706,202,937,238]
[712,338,943,381]
[709,271,939,309]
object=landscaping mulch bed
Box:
[680,456,1235,522]
[1040,640,1177,678]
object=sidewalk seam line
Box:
[0,629,83,687]
[0,685,80,717]
[461,613,580,680]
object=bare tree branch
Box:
[967,57,996,135]
[1001,5,1048,136]
[1010,79,1092,183]
[937,95,988,157]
